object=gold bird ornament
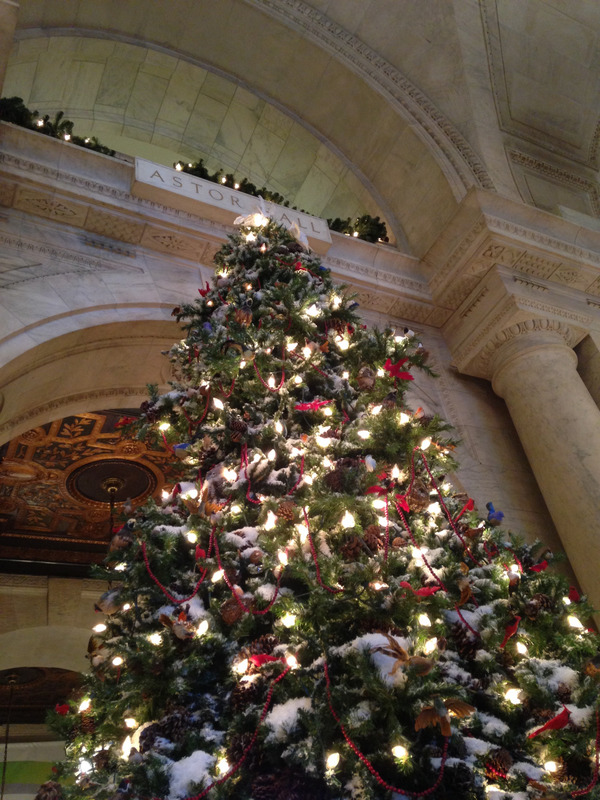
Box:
[371,634,434,676]
[414,697,476,737]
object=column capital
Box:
[424,188,600,378]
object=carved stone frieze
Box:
[478,319,580,375]
[84,209,144,245]
[13,187,88,227]
[0,179,16,207]
[513,277,547,292]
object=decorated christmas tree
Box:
[46,213,600,800]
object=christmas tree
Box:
[46,213,600,800]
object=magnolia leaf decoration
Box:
[371,634,434,676]
[414,697,476,737]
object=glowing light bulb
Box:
[423,637,438,655]
[286,654,299,669]
[186,531,198,543]
[427,502,441,515]
[370,581,388,591]
[323,457,332,468]
[212,570,224,583]
[392,745,408,759]
[316,435,330,448]
[78,759,93,774]
[342,371,349,379]
[391,465,400,479]
[510,563,520,574]
[504,687,521,704]
[563,596,572,605]
[290,447,301,458]
[370,405,382,416]
[277,550,288,566]
[268,449,276,461]
[231,504,242,514]
[420,437,432,450]
[234,659,249,674]
[64,133,71,141]
[122,603,131,611]
[377,515,388,526]
[260,243,267,252]
[275,420,283,433]
[217,758,229,774]
[287,341,298,352]
[377,368,385,377]
[224,468,238,482]
[246,232,256,242]
[418,614,432,627]
[338,338,349,350]
[197,619,209,636]
[268,375,276,388]
[411,546,425,566]
[245,283,253,291]
[124,718,137,729]
[399,412,410,424]
[303,474,314,485]
[294,375,302,384]
[516,641,528,655]
[305,304,320,317]
[331,295,341,309]
[158,422,170,431]
[239,360,246,369]
[568,615,584,629]
[281,613,296,628]
[371,498,386,509]
[221,176,227,184]
[295,523,309,543]
[341,510,355,528]
[214,398,224,410]
[545,761,558,773]
[357,430,370,439]
[302,345,312,358]
[36,118,44,127]
[93,623,107,633]
[234,183,240,190]
[79,698,91,713]
[323,407,333,416]
[112,656,123,666]
[264,511,277,531]
[326,752,340,769]
[148,632,163,646]
[394,334,406,344]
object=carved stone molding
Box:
[249,0,494,195]
[479,319,579,376]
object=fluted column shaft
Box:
[0,0,18,97]
[492,329,600,611]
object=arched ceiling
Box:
[2,1,600,265]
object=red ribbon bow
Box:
[295,399,332,411]
[198,282,211,297]
[383,358,414,381]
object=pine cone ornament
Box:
[451,622,479,660]
[226,730,263,773]
[93,749,111,770]
[324,469,343,492]
[251,768,331,800]
[276,500,296,521]
[79,712,96,734]
[392,535,408,548]
[340,535,364,560]
[227,416,248,435]
[363,524,384,552]
[357,365,376,390]
[221,596,244,625]
[234,307,252,327]
[556,682,572,703]
[407,478,430,512]
[34,781,63,800]
[139,708,191,752]
[229,674,264,711]
[524,593,554,620]
[485,748,513,779]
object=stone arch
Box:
[0,626,90,672]
[0,320,178,444]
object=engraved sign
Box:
[132,159,332,254]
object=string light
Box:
[286,341,298,352]
[326,752,340,769]
[302,345,312,358]
[78,759,93,774]
[277,550,288,566]
[371,498,386,509]
[420,437,432,450]
[217,757,229,774]
[185,531,198,543]
[323,407,333,416]
[275,420,283,433]
[197,620,209,636]
[399,412,410,424]
[392,745,408,759]
[568,615,584,629]
[418,613,432,627]
[286,654,299,669]
[295,523,309,543]
[268,375,276,388]
[509,563,520,574]
[423,637,438,655]
[294,375,302,384]
[303,474,314,485]
[148,633,162,645]
[214,398,224,410]
[341,510,355,528]
[112,656,124,666]
[331,294,341,309]
[245,232,256,242]
[370,581,388,591]
[323,457,332,468]
[231,504,242,514]
[377,368,385,377]
[391,465,400,479]
[78,698,91,713]
[281,613,296,627]
[562,596,572,605]
[357,430,370,439]
[240,360,246,369]
[124,718,137,729]
[92,623,107,633]
[516,641,528,655]
[264,511,277,530]
[504,687,522,705]
[211,569,225,583]
[158,421,170,431]
[122,603,131,611]
[545,761,558,773]
[267,449,276,461]
[316,435,330,448]
[223,468,237,481]
[121,735,132,759]
[305,304,320,317]
[337,337,349,351]
[370,405,382,415]
[342,371,349,379]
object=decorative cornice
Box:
[513,277,547,292]
[248,0,494,195]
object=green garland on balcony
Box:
[0,96,389,243]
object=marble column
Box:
[491,324,600,613]
[0,0,18,97]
